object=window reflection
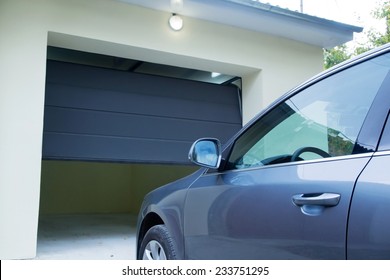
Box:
[194,140,218,167]
[227,54,390,170]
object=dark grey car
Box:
[136,43,390,260]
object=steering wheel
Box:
[290,146,331,162]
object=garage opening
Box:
[37,47,242,259]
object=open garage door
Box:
[43,60,242,164]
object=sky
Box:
[263,0,387,46]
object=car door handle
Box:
[292,193,341,207]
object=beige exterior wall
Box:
[0,0,323,259]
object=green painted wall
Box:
[39,160,197,215]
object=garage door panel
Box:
[45,84,241,124]
[43,133,192,164]
[44,106,238,142]
[46,61,238,105]
[43,61,242,164]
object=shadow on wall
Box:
[39,160,198,215]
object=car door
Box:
[183,51,390,259]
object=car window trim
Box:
[208,152,374,175]
[374,150,390,157]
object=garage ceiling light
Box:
[212,72,222,78]
[169,13,183,31]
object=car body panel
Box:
[184,156,372,259]
[136,168,205,259]
[348,153,390,259]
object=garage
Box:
[0,0,360,260]
[37,47,242,258]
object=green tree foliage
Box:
[324,1,390,69]
[323,45,351,69]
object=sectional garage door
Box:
[42,60,242,164]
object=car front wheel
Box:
[138,225,177,260]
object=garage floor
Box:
[35,214,137,260]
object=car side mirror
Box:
[188,138,222,169]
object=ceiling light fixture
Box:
[169,13,183,31]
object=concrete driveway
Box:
[35,214,137,260]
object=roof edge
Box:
[225,0,363,33]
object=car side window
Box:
[226,53,390,170]
[378,112,390,151]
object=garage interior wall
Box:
[40,161,197,215]
[0,0,323,259]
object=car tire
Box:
[138,225,178,260]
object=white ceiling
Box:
[119,0,362,48]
